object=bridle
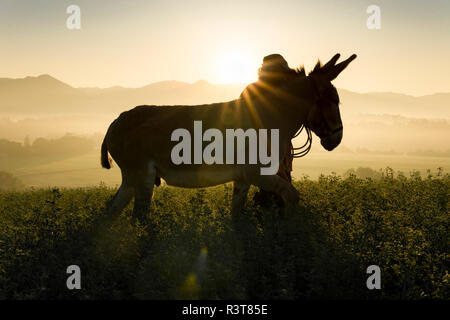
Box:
[264,73,342,159]
[291,125,312,158]
[291,88,343,158]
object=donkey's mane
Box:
[266,59,324,80]
[240,58,328,103]
[295,59,325,77]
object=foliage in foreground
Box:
[0,169,448,299]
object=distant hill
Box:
[0,74,74,93]
[0,75,247,116]
[339,90,450,119]
[0,74,448,118]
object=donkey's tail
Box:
[101,137,111,169]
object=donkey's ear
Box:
[327,54,357,81]
[322,53,341,69]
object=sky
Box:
[0,0,449,96]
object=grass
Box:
[0,169,448,299]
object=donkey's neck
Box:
[267,80,315,139]
[235,76,315,140]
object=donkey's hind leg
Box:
[108,170,134,218]
[133,161,156,222]
[231,181,250,219]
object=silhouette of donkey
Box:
[101,53,357,221]
[240,54,296,208]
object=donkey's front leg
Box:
[231,181,250,219]
[133,161,156,222]
[251,175,299,204]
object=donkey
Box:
[101,53,357,221]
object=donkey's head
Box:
[304,53,357,151]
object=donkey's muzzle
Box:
[320,127,343,151]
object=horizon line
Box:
[1,73,448,98]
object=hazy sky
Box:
[0,0,449,95]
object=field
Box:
[0,169,448,299]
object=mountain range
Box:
[0,74,449,119]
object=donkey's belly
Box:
[160,167,235,188]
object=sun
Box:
[217,51,258,84]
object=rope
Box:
[291,125,312,158]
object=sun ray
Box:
[246,82,287,123]
[256,80,299,103]
[241,86,263,129]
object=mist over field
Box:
[0,74,448,188]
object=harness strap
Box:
[291,125,312,158]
